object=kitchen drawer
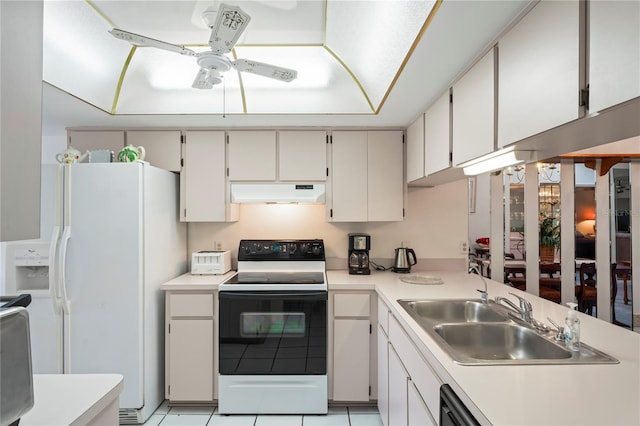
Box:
[389,315,442,418]
[169,293,214,318]
[334,293,370,317]
[378,297,390,335]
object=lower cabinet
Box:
[331,291,376,402]
[165,292,215,402]
[378,297,440,426]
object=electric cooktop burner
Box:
[225,272,325,285]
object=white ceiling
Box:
[42,0,533,135]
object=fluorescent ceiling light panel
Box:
[460,148,534,176]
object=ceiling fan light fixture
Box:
[197,51,232,72]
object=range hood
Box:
[230,183,326,204]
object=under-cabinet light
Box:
[460,148,535,176]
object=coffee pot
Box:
[117,145,146,163]
[393,246,417,273]
[56,147,89,164]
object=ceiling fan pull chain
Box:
[222,76,226,119]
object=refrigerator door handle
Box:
[49,226,62,314]
[58,226,72,314]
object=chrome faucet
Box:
[495,293,533,323]
[468,263,488,303]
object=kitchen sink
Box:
[398,299,507,323]
[397,298,619,365]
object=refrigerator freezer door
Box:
[63,163,144,409]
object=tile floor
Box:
[143,402,383,426]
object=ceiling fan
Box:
[109,3,297,89]
[615,178,630,194]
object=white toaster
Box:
[191,250,231,275]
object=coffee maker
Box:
[348,233,371,275]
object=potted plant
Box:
[539,215,560,263]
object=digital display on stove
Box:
[240,312,305,337]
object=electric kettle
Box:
[393,247,417,273]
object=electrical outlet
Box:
[216,241,223,251]
[460,241,469,255]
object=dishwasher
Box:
[439,384,480,426]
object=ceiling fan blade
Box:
[109,28,197,57]
[208,3,251,54]
[232,59,297,82]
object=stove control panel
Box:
[238,239,325,261]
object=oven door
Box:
[218,290,327,375]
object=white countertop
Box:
[161,271,236,290]
[19,374,123,426]
[330,269,640,426]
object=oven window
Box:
[219,291,327,375]
[240,312,306,337]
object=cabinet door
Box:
[168,319,214,401]
[181,131,235,222]
[368,131,404,222]
[333,319,370,401]
[453,49,495,165]
[126,130,181,171]
[408,380,436,426]
[406,114,425,183]
[589,0,640,113]
[377,326,389,426]
[228,131,277,181]
[498,0,581,147]
[278,131,327,181]
[388,346,408,426]
[424,91,451,175]
[68,131,125,157]
[330,131,368,222]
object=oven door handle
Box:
[219,291,327,301]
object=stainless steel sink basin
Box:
[433,323,572,363]
[397,298,619,365]
[398,299,507,323]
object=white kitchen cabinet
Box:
[332,292,372,402]
[67,130,125,158]
[165,292,215,402]
[498,0,581,147]
[406,114,425,183]
[424,91,451,175]
[408,380,436,426]
[180,131,238,222]
[588,0,640,113]
[452,49,495,165]
[126,130,181,171]
[330,131,404,222]
[377,325,389,426]
[278,130,327,181]
[388,345,409,426]
[227,131,277,181]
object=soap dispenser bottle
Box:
[564,302,580,351]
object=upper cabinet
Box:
[452,49,495,165]
[330,131,404,222]
[180,131,238,222]
[67,130,125,157]
[228,130,327,182]
[424,90,451,175]
[227,131,277,181]
[588,0,640,113]
[126,130,181,172]
[278,131,327,181]
[498,0,581,147]
[406,114,425,183]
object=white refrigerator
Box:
[6,162,187,423]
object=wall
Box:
[188,178,468,271]
[468,173,490,247]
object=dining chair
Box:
[577,262,597,314]
[539,277,561,303]
[611,263,630,328]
